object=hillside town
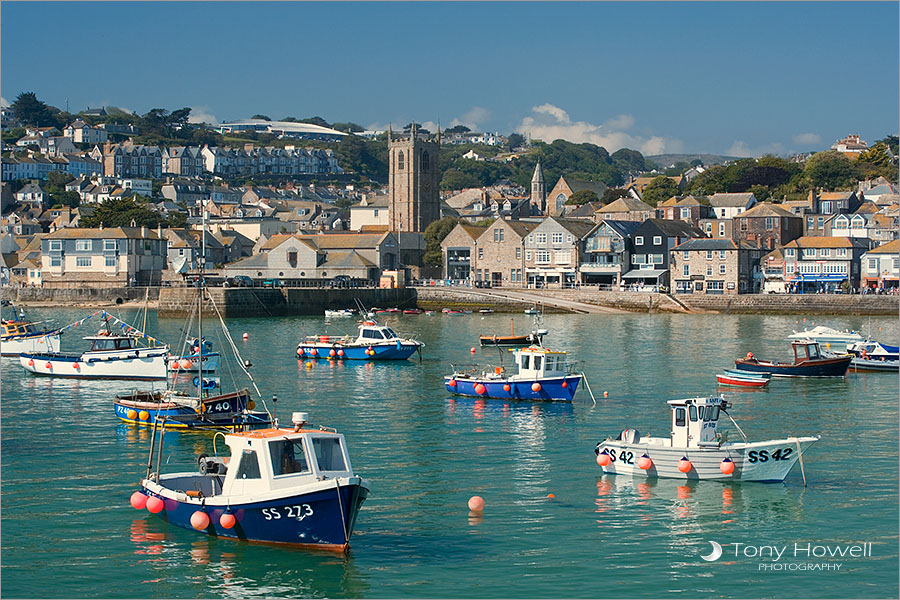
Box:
[2,98,898,297]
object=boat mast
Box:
[198,209,206,402]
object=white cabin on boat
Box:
[356,322,401,344]
[511,346,569,381]
[85,334,140,352]
[667,396,723,448]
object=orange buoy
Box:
[242,333,249,340]
[720,458,735,474]
[678,457,693,473]
[126,409,137,420]
[329,349,336,357]
[309,348,317,356]
[503,384,511,392]
[28,359,34,366]
[561,381,567,388]
[637,454,653,470]
[447,379,457,387]
[746,352,754,359]
[467,496,485,512]
[474,383,486,395]
[139,411,150,421]
[547,493,555,499]
[45,362,53,369]
[181,359,193,370]
[146,496,164,513]
[337,349,344,357]
[73,362,80,369]
[190,511,210,530]
[470,347,477,354]
[219,513,236,528]
[305,361,312,369]
[596,451,612,466]
[531,382,542,392]
[603,391,609,398]
[130,491,148,509]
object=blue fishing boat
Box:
[131,411,369,551]
[445,345,582,402]
[734,340,851,377]
[847,340,899,372]
[296,321,423,361]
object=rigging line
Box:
[206,292,266,409]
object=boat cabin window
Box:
[808,345,820,359]
[521,354,530,369]
[675,407,686,427]
[708,406,720,421]
[533,355,542,370]
[689,405,698,422]
[384,327,398,339]
[91,339,114,351]
[362,329,384,340]
[311,437,347,472]
[235,449,261,479]
[270,438,309,476]
[115,338,134,350]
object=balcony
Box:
[579,263,621,274]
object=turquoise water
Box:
[1,309,898,598]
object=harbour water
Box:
[1,309,898,598]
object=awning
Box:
[622,269,667,280]
[797,274,847,282]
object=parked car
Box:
[262,278,282,288]
[330,275,352,289]
[228,275,253,287]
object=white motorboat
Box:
[787,325,864,351]
[1,316,61,357]
[594,396,818,482]
[20,326,168,380]
[325,309,355,319]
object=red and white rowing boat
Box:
[716,369,770,387]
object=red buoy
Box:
[474,383,487,395]
[503,384,511,392]
[678,457,693,473]
[73,362,80,369]
[45,362,53,369]
[190,511,210,530]
[219,513,236,529]
[637,454,653,470]
[448,379,457,387]
[720,458,735,474]
[337,349,344,357]
[28,359,35,366]
[596,451,612,466]
[531,382,542,392]
[146,496,164,513]
[130,491,148,510]
[561,381,567,388]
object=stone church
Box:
[388,122,441,233]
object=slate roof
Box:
[321,250,376,268]
[45,227,161,240]
[672,238,759,251]
[735,203,797,219]
[554,217,599,239]
[642,218,704,238]
[596,197,654,213]
[708,193,755,207]
[595,219,641,239]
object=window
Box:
[681,208,691,219]
[75,240,91,251]
[551,232,563,244]
[478,247,483,259]
[632,254,645,265]
[635,236,644,246]
[705,223,712,233]
[515,247,521,259]
[397,151,404,170]
[682,251,689,260]
[719,264,727,274]
[675,407,686,427]
[786,248,795,257]
[706,250,713,260]
[536,251,551,264]
[651,254,663,265]
[105,256,116,267]
[689,405,698,421]
[525,250,532,261]
[288,251,297,268]
[719,223,725,237]
[312,437,347,472]
[235,449,261,479]
[836,248,847,258]
[707,265,713,276]
[76,257,91,267]
[653,236,662,245]
[533,356,542,370]
[555,250,571,264]
[683,264,690,276]
[807,216,814,229]
[50,256,61,267]
[521,354,530,369]
[493,228,504,242]
[740,219,748,231]
[719,250,727,259]
[765,217,774,230]
[817,217,824,228]
[49,240,62,251]
[819,248,829,258]
[421,151,429,171]
[868,258,878,271]
[535,233,547,245]
[103,240,117,251]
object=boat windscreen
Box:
[270,438,310,476]
[385,328,398,339]
[311,437,347,472]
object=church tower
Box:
[388,122,441,233]
[531,161,546,215]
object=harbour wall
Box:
[4,286,160,306]
[157,287,417,318]
[413,288,899,316]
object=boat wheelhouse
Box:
[20,331,168,380]
[1,317,61,357]
[132,412,369,550]
[594,396,818,482]
[734,340,851,377]
[296,321,423,361]
[445,345,582,402]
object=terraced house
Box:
[472,217,536,287]
[523,217,594,288]
[670,238,762,294]
[782,236,869,293]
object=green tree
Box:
[601,187,629,204]
[445,125,471,134]
[856,143,897,182]
[441,168,480,190]
[45,171,75,193]
[803,151,860,190]
[641,176,681,207]
[50,191,81,209]
[876,135,898,156]
[301,116,330,128]
[507,132,525,150]
[11,92,56,127]
[79,196,164,228]
[423,217,459,267]
[564,189,599,205]
[331,122,364,133]
[251,114,271,121]
[611,148,646,174]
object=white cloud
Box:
[188,106,218,125]
[792,132,821,146]
[449,106,490,131]
[516,103,682,155]
[726,140,787,157]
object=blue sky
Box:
[2,2,897,157]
